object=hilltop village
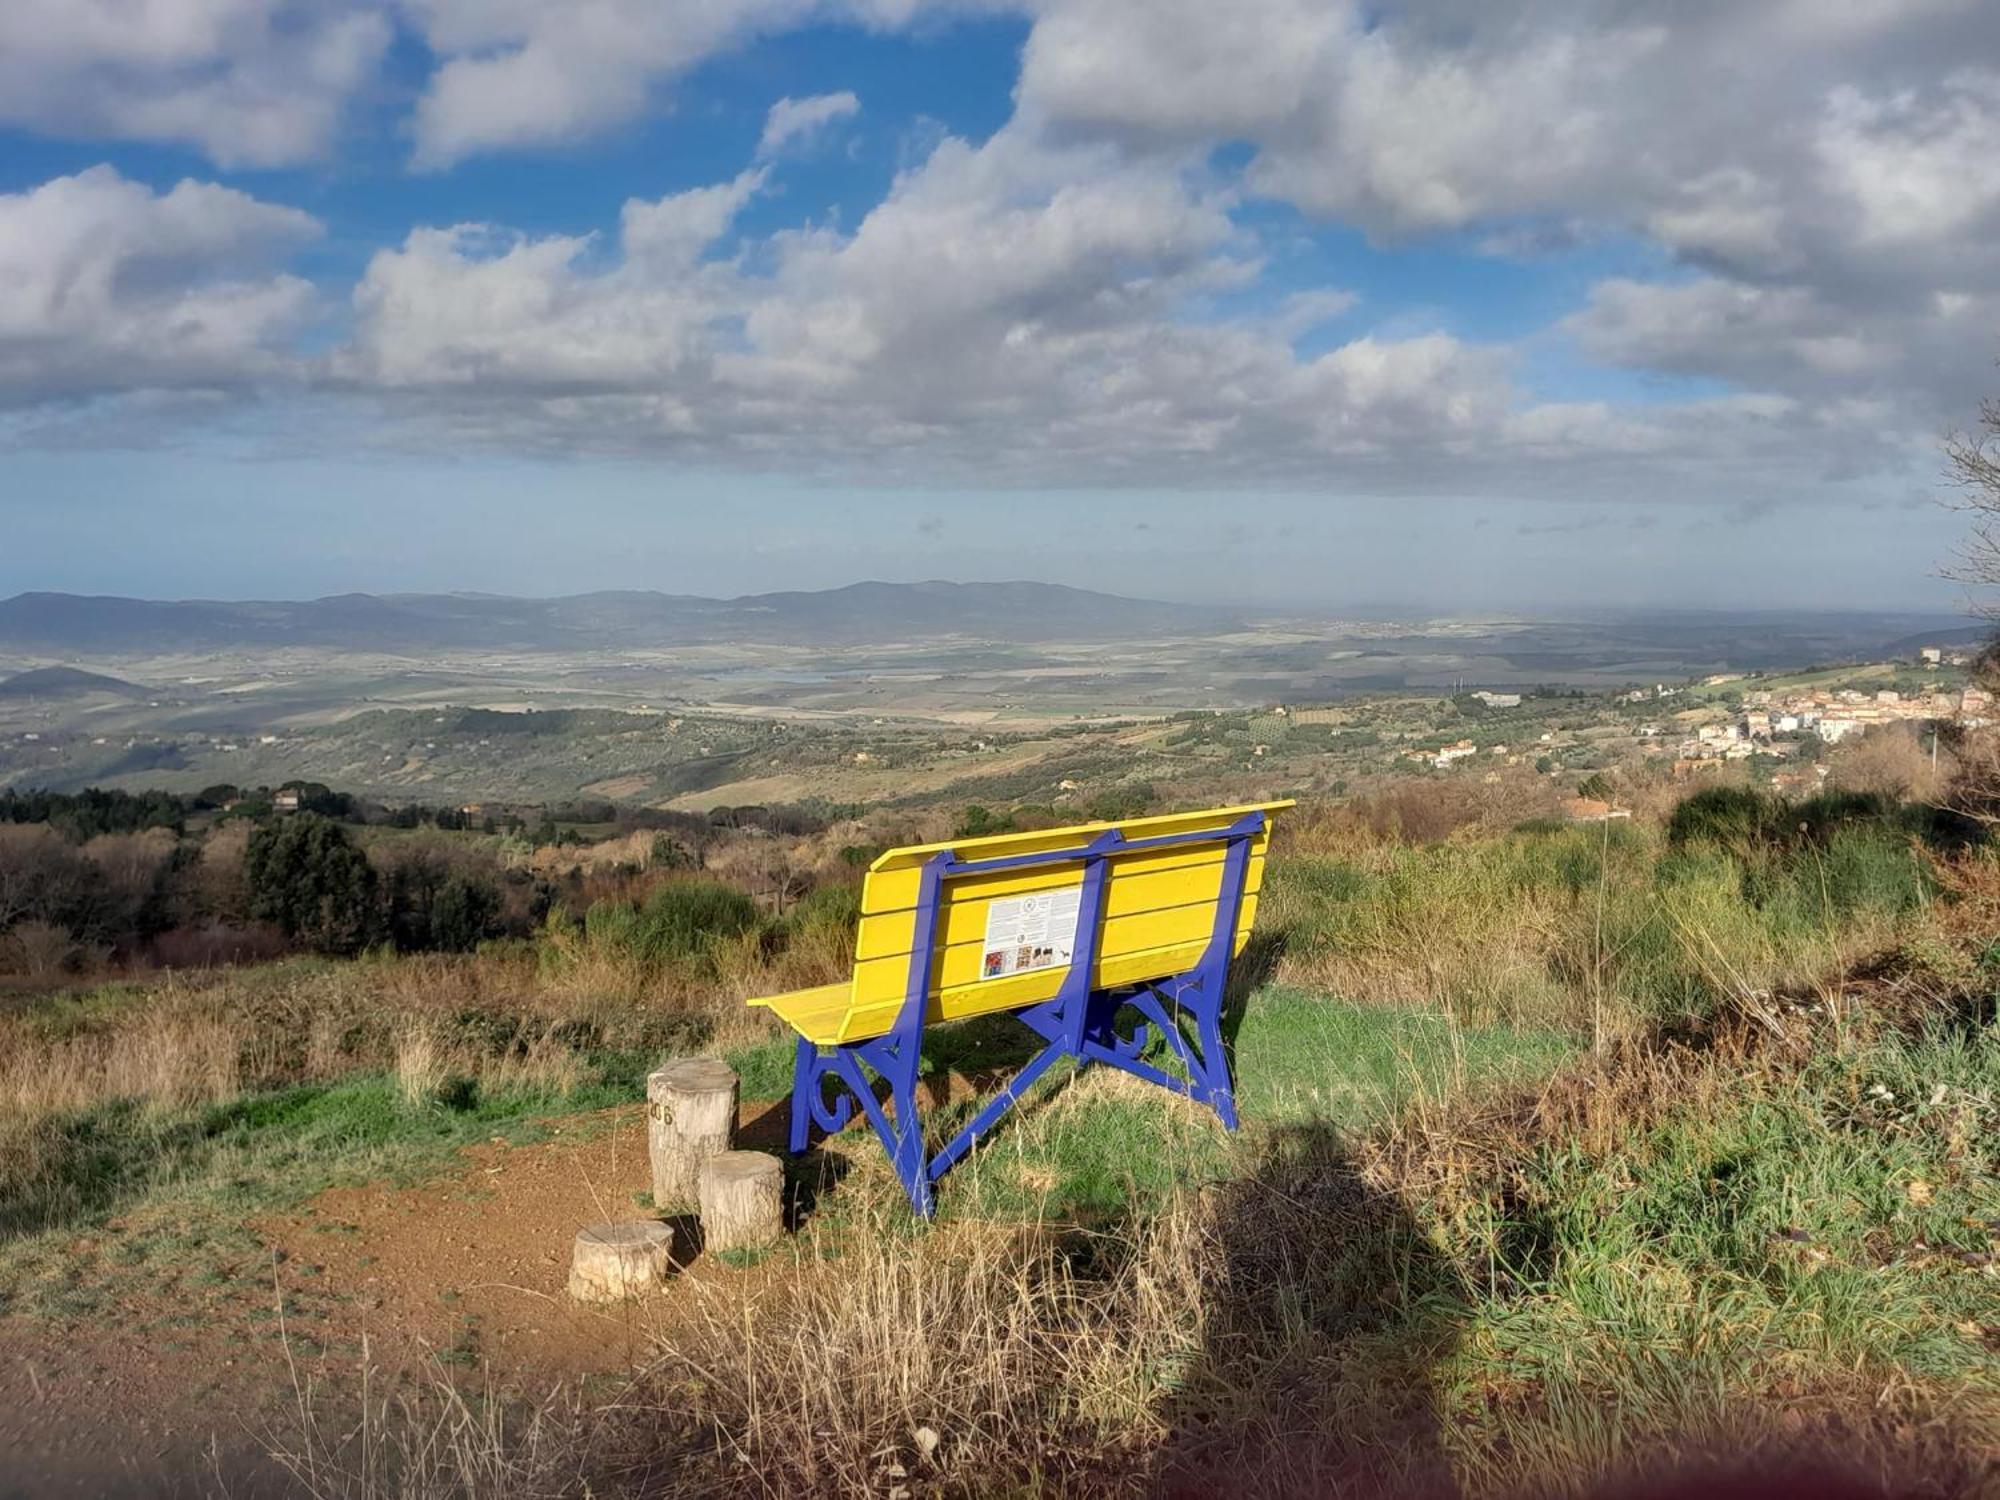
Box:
[1289,648,1976,801]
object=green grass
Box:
[721,986,1577,1234]
[0,1066,638,1317]
[804,986,1583,1225]
[1264,821,1936,1031]
[1432,1019,2000,1489]
[1231,984,1576,1121]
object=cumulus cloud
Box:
[0,166,320,408]
[405,0,923,168]
[0,0,389,167]
[758,92,862,158]
[330,124,1864,496]
[1009,0,2000,464]
[2,0,1995,509]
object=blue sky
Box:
[1,2,1995,611]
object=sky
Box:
[1,1,1997,612]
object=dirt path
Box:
[0,1096,803,1497]
[257,1096,794,1388]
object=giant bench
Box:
[749,800,1291,1216]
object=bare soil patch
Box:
[0,1098,809,1496]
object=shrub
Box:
[648,834,697,870]
[784,883,861,938]
[243,814,378,955]
[1789,788,1898,842]
[577,878,762,973]
[954,805,1016,839]
[429,875,502,953]
[1666,785,1775,849]
[632,880,759,964]
[1085,783,1156,821]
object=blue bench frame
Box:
[787,809,1265,1216]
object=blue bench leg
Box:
[812,1040,935,1217]
[788,1036,816,1154]
[888,1074,935,1218]
[1197,989,1238,1130]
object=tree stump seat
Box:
[568,1220,672,1302]
[699,1150,784,1254]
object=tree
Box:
[276,781,354,819]
[0,825,111,939]
[1946,393,2000,616]
[1943,391,2000,823]
[954,805,1016,839]
[244,814,378,954]
[6,920,77,977]
[429,874,501,952]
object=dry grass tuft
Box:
[393,1026,447,1107]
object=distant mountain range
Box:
[0,582,1232,653]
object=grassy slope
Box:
[3,815,1995,1495]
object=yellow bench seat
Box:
[749,980,851,1046]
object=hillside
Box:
[0,665,147,700]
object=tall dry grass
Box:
[1263,817,1931,1035]
[269,951,2000,1500]
[0,895,854,1238]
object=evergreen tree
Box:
[243,814,378,954]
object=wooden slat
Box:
[831,929,1257,1043]
[859,835,1269,918]
[853,851,1266,961]
[864,801,1291,877]
[850,891,1262,1009]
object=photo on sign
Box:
[980,887,1083,980]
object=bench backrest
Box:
[819,801,1290,1044]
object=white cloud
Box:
[2,0,1994,512]
[405,0,926,168]
[339,171,764,391]
[0,0,389,167]
[0,166,320,408]
[758,92,862,158]
[1816,74,2000,250]
[1008,0,2000,469]
[335,128,1839,495]
[1275,289,1359,340]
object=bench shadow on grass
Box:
[1148,1116,1465,1499]
[774,928,1293,1234]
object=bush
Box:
[578,878,762,972]
[429,875,502,952]
[243,814,378,955]
[1666,786,1775,849]
[954,805,1017,839]
[633,880,759,963]
[784,883,861,938]
[1789,788,1898,843]
[648,834,697,870]
[1085,784,1156,821]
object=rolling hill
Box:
[0,665,148,700]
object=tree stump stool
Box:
[698,1150,784,1254]
[567,1220,672,1303]
[648,1058,738,1206]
